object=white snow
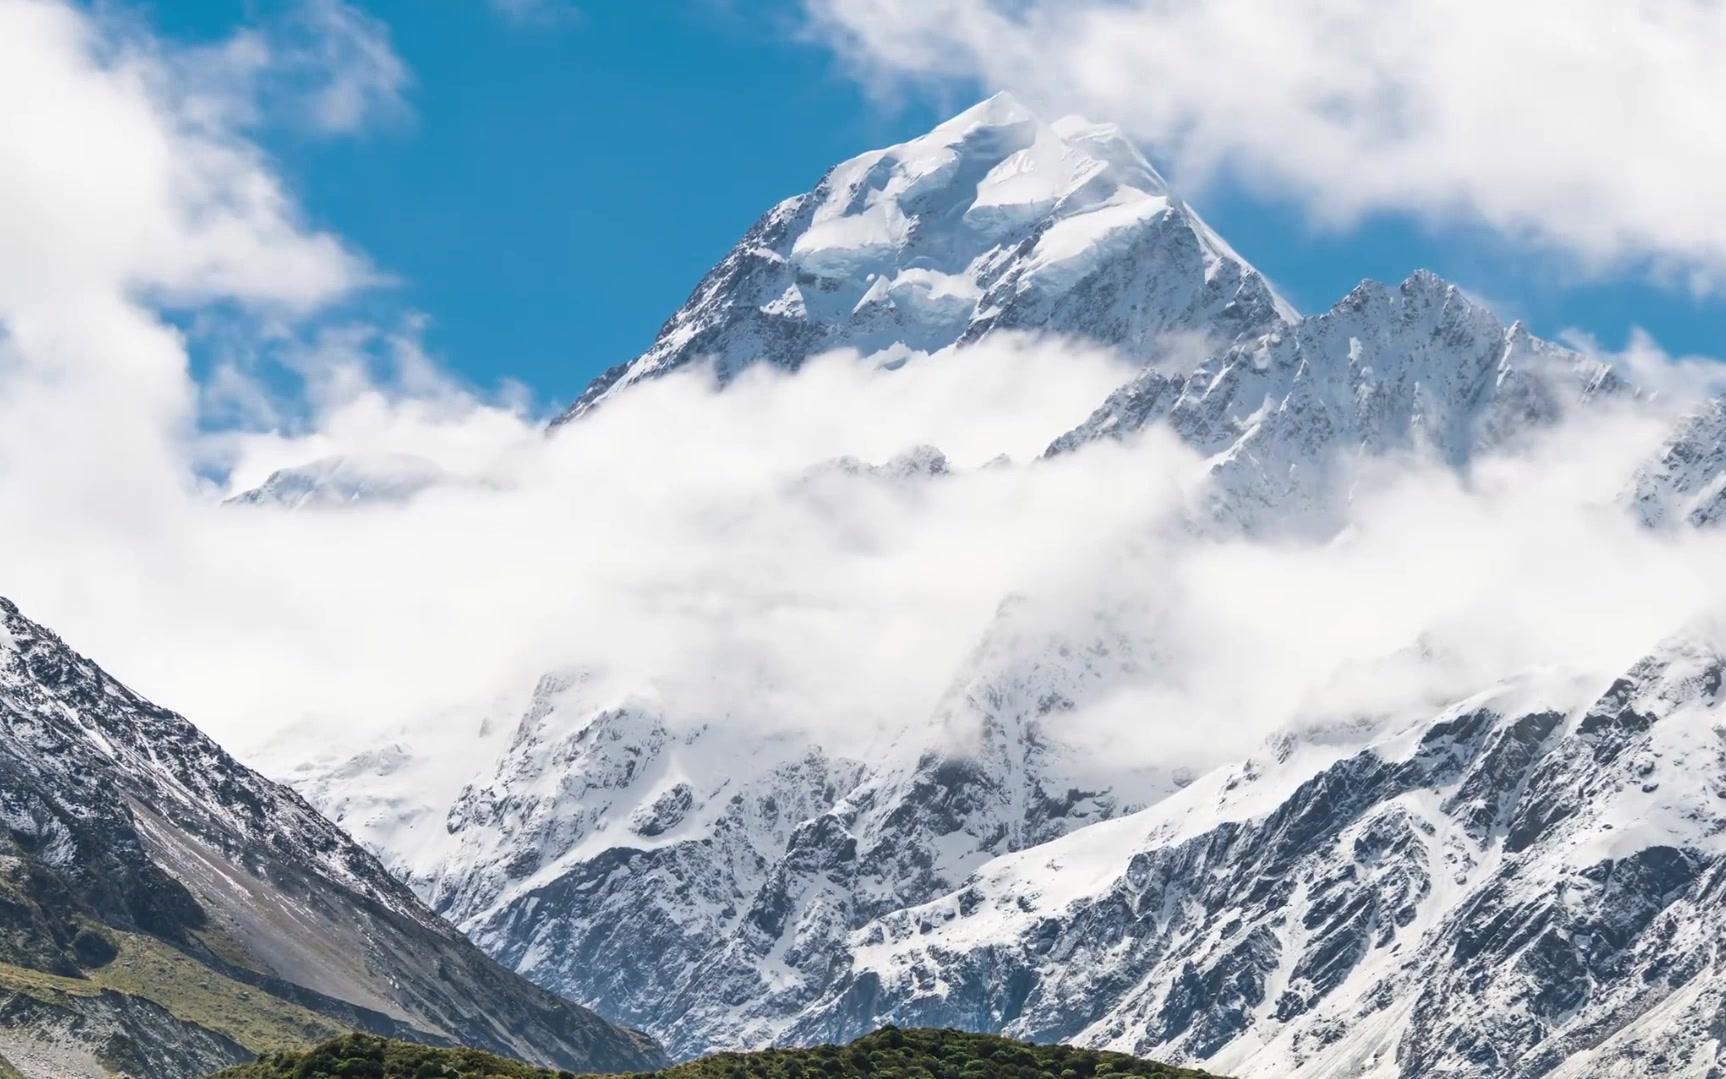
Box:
[561,90,1291,422]
[1022,192,1173,290]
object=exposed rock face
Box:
[0,598,664,1079]
[785,642,1726,1078]
[0,988,258,1079]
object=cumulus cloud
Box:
[0,1,369,315]
[805,0,1726,290]
[0,0,372,548]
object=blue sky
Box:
[154,0,1722,413]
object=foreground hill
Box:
[214,1027,1218,1079]
[0,597,663,1078]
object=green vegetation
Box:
[214,1027,1218,1079]
[216,1035,554,1079]
[0,1051,25,1079]
[0,955,104,998]
[0,928,345,1055]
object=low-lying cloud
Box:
[9,318,1725,794]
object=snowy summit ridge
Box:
[553,92,1293,422]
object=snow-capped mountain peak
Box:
[553,95,1292,422]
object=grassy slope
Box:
[214,1027,1221,1079]
[0,1052,23,1079]
[0,929,344,1055]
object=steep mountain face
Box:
[783,639,1726,1078]
[300,596,1176,1061]
[0,598,664,1079]
[1049,270,1625,531]
[1627,397,1726,528]
[552,92,1293,423]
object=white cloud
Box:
[285,0,410,134]
[8,312,1725,797]
[0,0,369,656]
[167,0,409,137]
[806,0,1726,289]
[0,0,369,317]
[0,0,374,557]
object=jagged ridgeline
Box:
[0,596,662,1079]
[212,1028,1221,1079]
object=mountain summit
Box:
[553,92,1293,423]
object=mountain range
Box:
[271,94,1726,1079]
[17,91,1726,1079]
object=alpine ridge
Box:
[551,91,1293,424]
[785,638,1726,1078]
[279,95,1726,1079]
[1048,269,1626,531]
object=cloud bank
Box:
[806,0,1726,292]
[10,312,1725,791]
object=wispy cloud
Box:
[175,0,411,136]
[289,0,410,133]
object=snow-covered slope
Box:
[781,638,1726,1078]
[1627,398,1726,529]
[0,597,663,1079]
[300,595,1180,1060]
[1049,270,1626,531]
[552,92,1292,423]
